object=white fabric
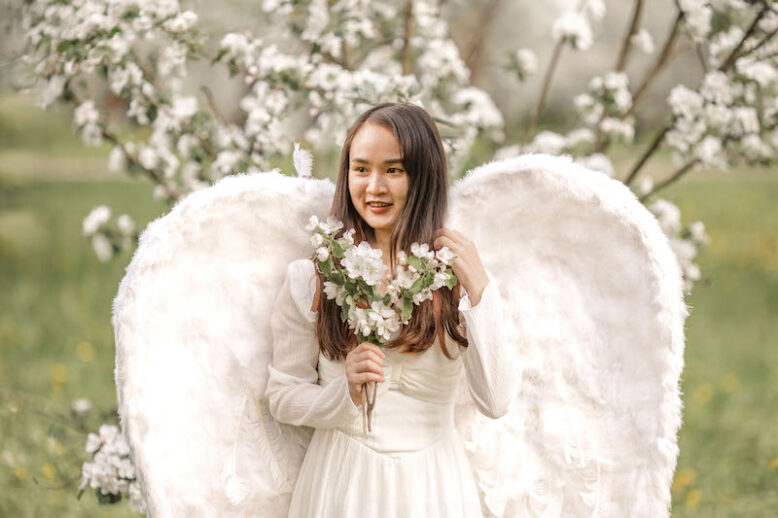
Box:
[113,153,688,517]
[266,259,519,517]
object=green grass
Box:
[1,93,776,516]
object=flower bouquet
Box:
[306,215,457,437]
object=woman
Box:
[265,102,520,517]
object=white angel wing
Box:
[449,154,688,518]
[112,171,333,516]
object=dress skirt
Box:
[287,387,484,518]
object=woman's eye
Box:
[387,167,403,174]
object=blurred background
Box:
[1,0,776,516]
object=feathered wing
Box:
[112,171,334,517]
[449,154,688,518]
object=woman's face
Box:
[348,122,410,241]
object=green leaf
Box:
[331,239,345,258]
[444,275,458,289]
[402,297,413,322]
[383,293,391,305]
[406,255,423,271]
[320,258,332,277]
[410,276,425,293]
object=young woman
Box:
[265,102,520,517]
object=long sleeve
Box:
[458,268,521,419]
[265,259,362,429]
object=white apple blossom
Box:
[631,28,655,54]
[71,398,92,415]
[695,135,726,168]
[689,221,710,245]
[649,199,683,235]
[91,234,114,262]
[323,280,347,305]
[316,247,330,262]
[512,48,538,78]
[527,131,567,154]
[668,85,704,120]
[342,242,386,286]
[82,205,111,236]
[117,215,136,236]
[679,0,712,41]
[552,11,593,50]
[576,153,615,177]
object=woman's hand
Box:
[433,228,489,306]
[345,342,385,408]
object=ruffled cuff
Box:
[458,268,499,315]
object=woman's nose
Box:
[366,171,387,194]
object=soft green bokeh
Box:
[1,93,776,516]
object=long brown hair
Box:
[313,102,468,361]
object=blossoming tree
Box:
[19,0,777,511]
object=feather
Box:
[293,142,313,178]
[222,386,250,506]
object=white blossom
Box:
[689,221,710,245]
[668,85,704,120]
[82,205,111,236]
[342,242,386,286]
[630,28,655,54]
[71,398,91,415]
[513,48,538,77]
[576,153,615,177]
[526,131,567,154]
[91,234,113,262]
[172,96,198,120]
[322,280,347,305]
[552,11,593,50]
[117,214,136,236]
[649,199,682,235]
[735,57,778,88]
[695,135,726,168]
[679,0,712,41]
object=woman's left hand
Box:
[433,228,489,306]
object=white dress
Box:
[265,259,519,518]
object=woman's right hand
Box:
[345,342,385,408]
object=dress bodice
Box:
[317,341,464,405]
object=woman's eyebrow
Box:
[351,157,404,165]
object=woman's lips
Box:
[368,203,392,213]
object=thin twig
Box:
[639,158,699,201]
[623,125,669,185]
[717,2,769,72]
[523,37,566,144]
[401,0,415,75]
[201,86,228,124]
[614,0,644,72]
[623,11,683,119]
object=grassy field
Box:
[1,94,776,516]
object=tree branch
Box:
[639,158,699,201]
[623,124,669,185]
[523,37,566,144]
[718,2,769,72]
[623,10,683,119]
[614,0,644,72]
[401,0,415,75]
